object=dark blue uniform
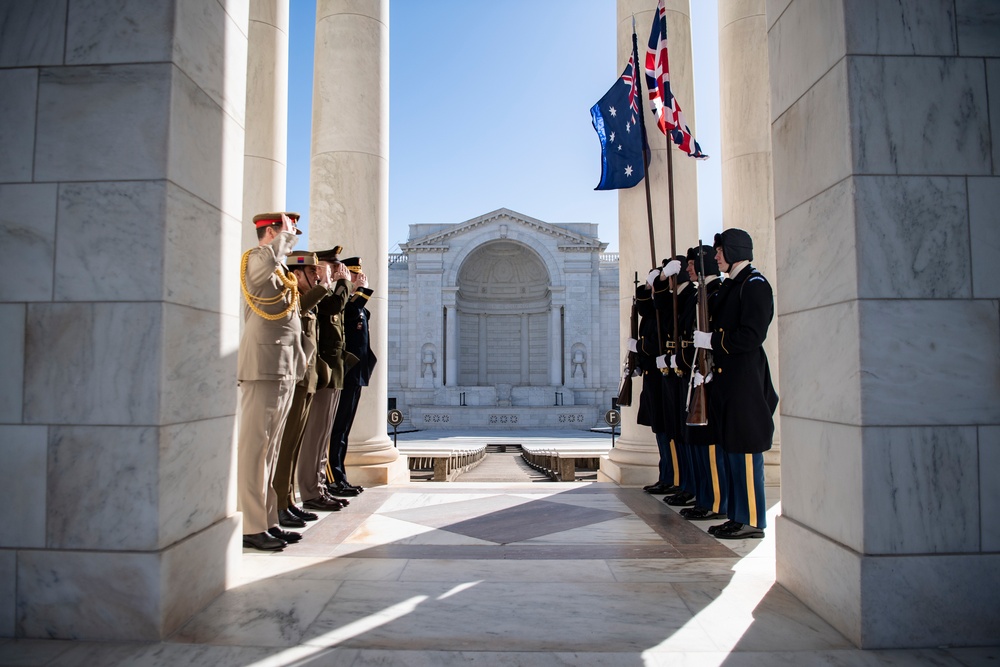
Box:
[328,286,377,485]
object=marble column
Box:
[242,0,289,251]
[443,289,458,387]
[717,0,780,483]
[549,292,565,386]
[769,0,1000,648]
[603,0,701,485]
[0,0,246,640]
[308,0,406,485]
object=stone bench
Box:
[403,445,487,481]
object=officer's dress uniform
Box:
[706,256,778,536]
[271,252,331,525]
[328,262,377,489]
[297,257,353,505]
[237,236,307,538]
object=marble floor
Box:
[1,482,997,666]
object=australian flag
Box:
[591,53,646,190]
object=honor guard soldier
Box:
[237,212,305,551]
[654,256,698,507]
[693,229,779,539]
[675,245,728,522]
[633,259,683,495]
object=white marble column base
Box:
[598,455,658,487]
[776,515,1000,649]
[15,516,241,640]
[347,456,410,487]
[764,444,781,485]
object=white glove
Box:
[656,355,668,369]
[271,230,298,259]
[646,268,660,287]
[693,330,713,350]
[661,259,682,278]
[693,370,714,387]
[670,354,678,369]
[627,338,639,353]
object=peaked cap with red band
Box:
[252,211,302,235]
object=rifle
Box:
[686,242,710,426]
[617,272,640,407]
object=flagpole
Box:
[631,25,665,355]
[650,7,681,356]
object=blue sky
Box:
[286,0,721,253]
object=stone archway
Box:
[455,241,551,387]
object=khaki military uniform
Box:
[236,242,306,535]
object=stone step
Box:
[452,452,550,483]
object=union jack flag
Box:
[644,0,707,159]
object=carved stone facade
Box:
[387,209,619,429]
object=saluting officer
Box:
[237,212,305,551]
[270,251,334,540]
[297,247,354,512]
[692,229,778,539]
[326,257,377,497]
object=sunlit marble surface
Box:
[2,483,996,665]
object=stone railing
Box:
[600,252,619,263]
[520,442,609,482]
[388,253,408,266]
[401,443,487,481]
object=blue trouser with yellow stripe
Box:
[654,433,674,485]
[724,451,766,529]
[691,444,728,514]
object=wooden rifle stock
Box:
[617,274,640,407]
[686,245,710,426]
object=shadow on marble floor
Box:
[2,484,998,666]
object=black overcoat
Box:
[707,266,779,454]
[651,280,691,443]
[635,285,668,433]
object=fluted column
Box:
[308,0,406,484]
[603,0,700,485]
[718,0,780,482]
[242,0,289,251]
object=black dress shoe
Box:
[643,483,667,493]
[268,526,302,543]
[302,495,343,511]
[708,520,738,535]
[327,482,360,497]
[714,523,765,540]
[323,493,348,507]
[243,532,285,551]
[680,506,725,521]
[287,504,318,522]
[664,491,696,506]
[278,508,306,528]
